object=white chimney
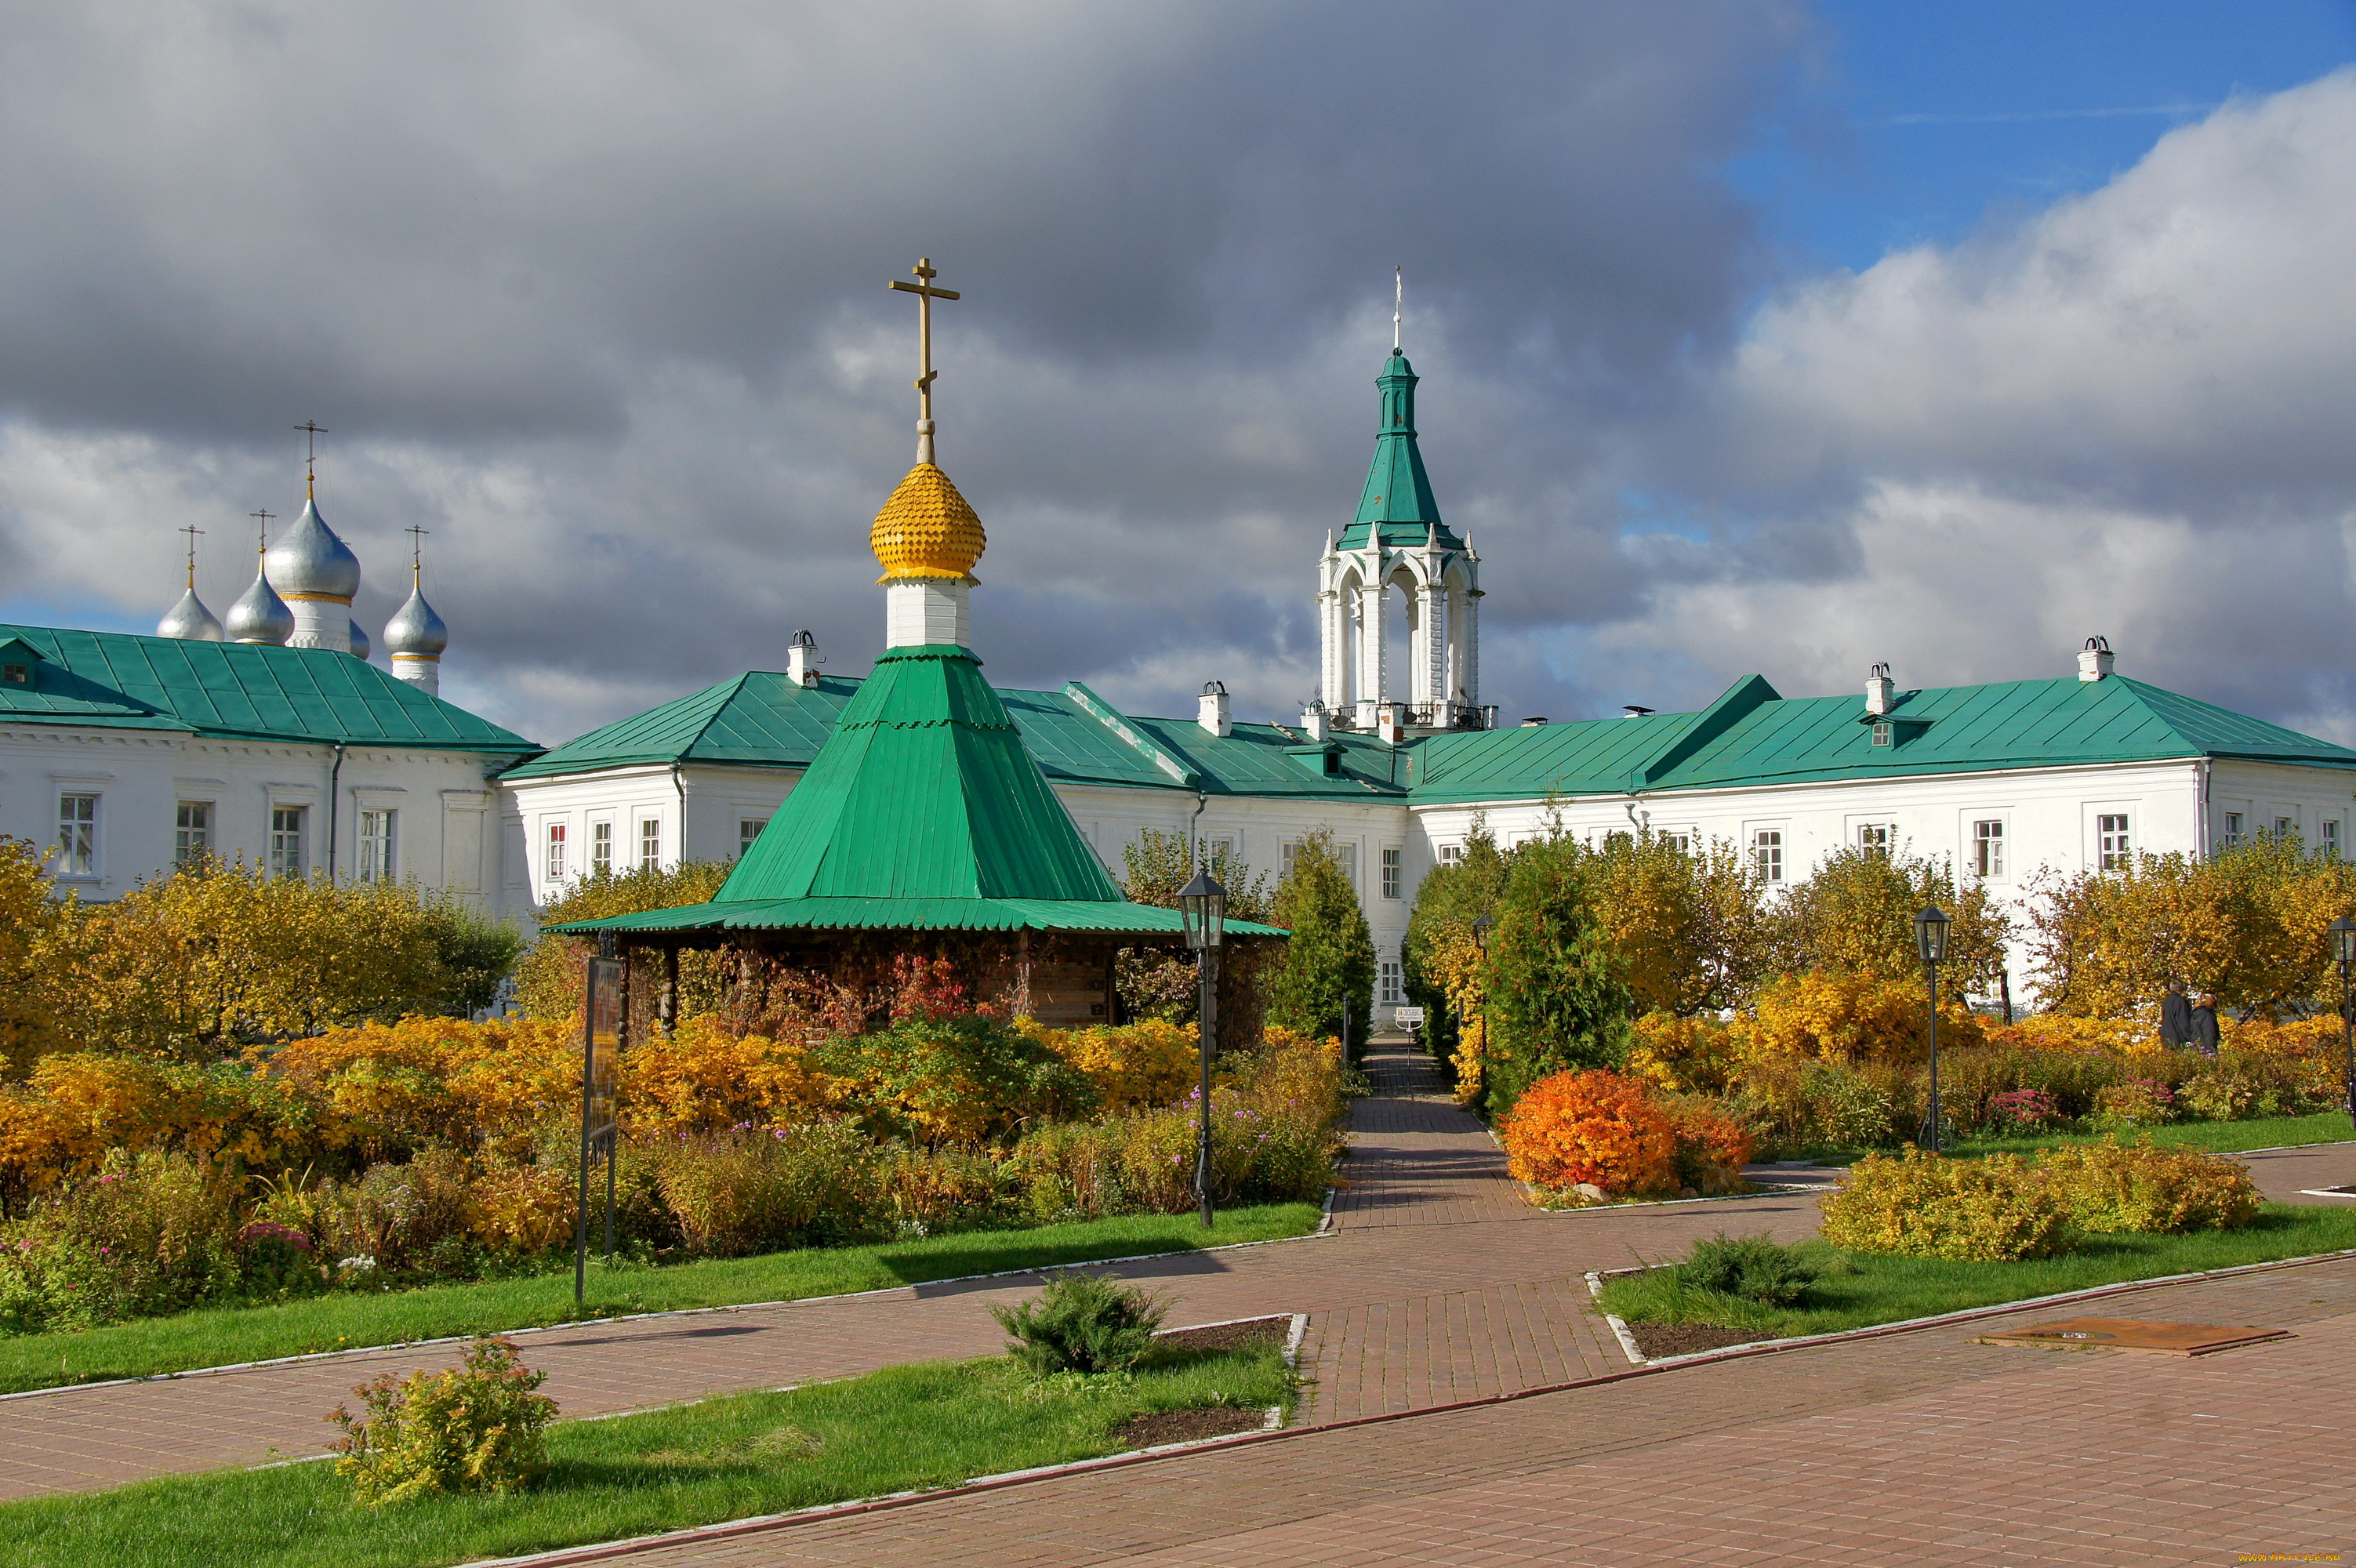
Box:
[1300,699,1328,742]
[1865,662,1895,716]
[787,630,821,688]
[1198,680,1232,738]
[2078,636,2115,682]
[1378,703,1407,744]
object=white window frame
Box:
[356,809,396,884]
[638,817,663,872]
[1661,830,1692,855]
[2273,814,2296,840]
[268,804,307,880]
[1378,959,1403,1006]
[1856,822,1894,856]
[1380,845,1403,899]
[2096,811,2133,873]
[1751,827,1784,884]
[56,793,100,879]
[2221,811,2245,849]
[739,817,769,857]
[174,800,212,869]
[545,821,568,884]
[2324,818,2342,859]
[590,819,613,873]
[1437,843,1463,866]
[1971,818,2006,880]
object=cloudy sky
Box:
[3,1,2354,746]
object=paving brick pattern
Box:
[596,1256,2356,1567]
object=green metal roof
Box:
[506,666,1409,800]
[1337,350,1466,552]
[721,644,1127,903]
[551,895,1285,938]
[1405,673,2356,804]
[0,624,536,753]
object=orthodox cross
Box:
[1394,267,1403,350]
[178,523,205,588]
[250,507,274,552]
[887,257,960,463]
[294,420,329,497]
[404,524,430,582]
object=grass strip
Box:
[1596,1203,2356,1339]
[1794,1112,2355,1166]
[0,1203,1319,1396]
[0,1338,1295,1568]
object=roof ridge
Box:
[1060,681,1199,787]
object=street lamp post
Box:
[2332,916,2356,1132]
[1178,870,1229,1229]
[1914,906,1951,1152]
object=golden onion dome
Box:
[870,463,985,583]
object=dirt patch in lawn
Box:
[1153,1316,1291,1355]
[1627,1322,1778,1359]
[1113,1404,1269,1448]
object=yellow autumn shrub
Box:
[1984,1014,2159,1057]
[1022,1018,1198,1112]
[1743,971,1986,1065]
[1819,1148,2071,1261]
[2035,1139,2261,1233]
[1625,1011,1744,1093]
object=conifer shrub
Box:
[1819,1149,2071,1261]
[329,1336,557,1504]
[2035,1139,2261,1234]
[1481,840,1634,1115]
[1500,1069,1675,1199]
[1675,1232,1819,1306]
[990,1272,1167,1376]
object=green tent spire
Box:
[1338,350,1464,551]
[717,645,1120,903]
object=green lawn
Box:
[0,1336,1295,1568]
[1787,1112,2355,1167]
[1598,1203,2356,1340]
[0,1203,1319,1396]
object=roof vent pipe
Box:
[1300,697,1328,742]
[787,630,822,689]
[1622,705,1654,719]
[2078,636,2115,683]
[1198,680,1232,739]
[1865,662,1895,717]
[1520,717,1548,728]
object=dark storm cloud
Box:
[0,0,1816,739]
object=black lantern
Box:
[1178,871,1227,952]
[1914,905,1951,965]
[2331,916,2356,969]
[1472,912,1494,951]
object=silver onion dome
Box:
[263,498,362,601]
[225,565,296,644]
[347,619,372,661]
[384,577,448,659]
[157,586,224,641]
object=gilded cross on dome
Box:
[888,258,960,463]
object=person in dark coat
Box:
[2160,978,2194,1048]
[2190,992,2220,1056]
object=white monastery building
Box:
[10,345,2356,1023]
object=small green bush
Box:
[1819,1148,2071,1261]
[1675,1232,1819,1305]
[328,1335,558,1504]
[990,1272,1167,1376]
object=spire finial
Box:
[294,420,329,499]
[887,257,960,464]
[1393,266,1403,351]
[404,524,430,584]
[250,507,274,553]
[179,523,205,589]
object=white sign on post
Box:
[1393,1006,1426,1025]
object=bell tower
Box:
[1316,341,1482,732]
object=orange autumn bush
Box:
[1657,1094,1755,1196]
[1500,1069,1676,1198]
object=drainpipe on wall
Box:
[2196,759,2212,861]
[327,742,347,880]
[1189,791,1207,867]
[673,762,687,865]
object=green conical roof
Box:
[718,644,1121,902]
[1337,350,1465,551]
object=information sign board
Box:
[584,956,623,1141]
[1392,1005,1426,1025]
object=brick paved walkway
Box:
[1,1042,2347,1514]
[583,1254,2356,1568]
